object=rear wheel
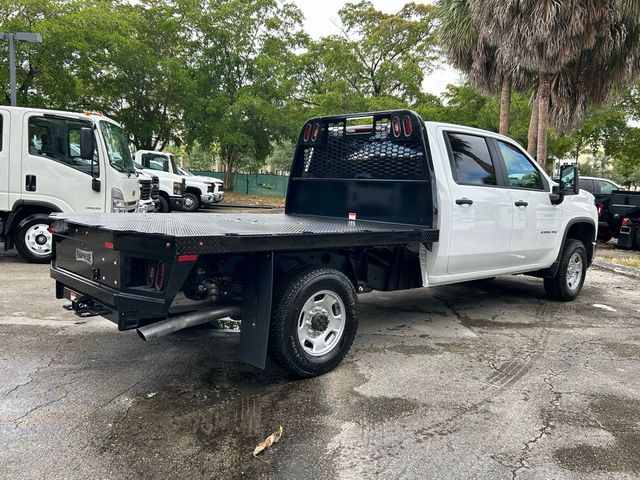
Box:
[183,192,200,212]
[269,267,358,377]
[15,214,52,263]
[544,239,587,301]
[158,196,171,213]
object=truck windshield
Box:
[99,121,136,174]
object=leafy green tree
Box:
[182,0,305,189]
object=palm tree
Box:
[437,0,517,135]
[469,0,613,166]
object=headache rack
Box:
[286,110,437,228]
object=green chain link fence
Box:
[193,172,288,198]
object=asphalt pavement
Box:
[1,244,640,479]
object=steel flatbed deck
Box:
[51,212,439,255]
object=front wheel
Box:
[182,192,200,212]
[14,214,53,263]
[269,267,358,377]
[544,239,587,301]
[158,196,171,213]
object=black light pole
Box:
[0,32,43,106]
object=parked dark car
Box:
[579,176,623,241]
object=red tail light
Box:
[146,261,157,288]
[622,217,630,227]
[155,262,165,290]
[597,204,603,216]
[303,124,312,142]
[392,116,401,137]
[402,115,413,137]
[311,123,320,141]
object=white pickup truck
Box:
[0,107,150,262]
[51,110,597,377]
[134,150,221,212]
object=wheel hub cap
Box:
[297,290,346,357]
[25,224,52,256]
[566,252,583,291]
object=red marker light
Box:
[303,124,312,142]
[403,115,413,137]
[392,116,401,137]
[104,241,114,250]
[178,254,198,262]
[311,123,320,141]
[155,262,165,290]
[622,218,630,227]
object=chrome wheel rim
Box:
[566,252,583,291]
[184,196,195,209]
[25,223,52,257]
[297,290,346,357]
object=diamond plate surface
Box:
[52,213,438,255]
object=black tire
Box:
[634,229,640,250]
[268,267,358,378]
[183,192,200,212]
[158,196,171,213]
[544,239,587,301]
[14,214,53,263]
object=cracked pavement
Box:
[2,247,640,479]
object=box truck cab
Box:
[133,150,187,212]
[134,150,218,212]
[0,106,140,262]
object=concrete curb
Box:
[592,259,640,279]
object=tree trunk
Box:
[527,91,539,157]
[536,74,552,169]
[221,145,237,192]
[499,74,511,136]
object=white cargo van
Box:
[0,107,143,262]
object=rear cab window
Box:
[596,180,617,194]
[445,132,498,186]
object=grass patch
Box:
[223,191,285,207]
[608,256,640,269]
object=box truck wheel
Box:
[268,267,358,377]
[183,192,200,212]
[15,214,52,263]
[544,239,587,301]
[158,196,170,213]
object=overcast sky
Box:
[292,0,461,96]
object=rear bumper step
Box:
[52,266,166,329]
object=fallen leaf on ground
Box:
[253,426,284,457]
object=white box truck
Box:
[0,107,148,262]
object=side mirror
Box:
[559,164,579,195]
[549,185,563,205]
[80,127,95,160]
[550,165,579,205]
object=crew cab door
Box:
[496,140,561,267]
[0,109,9,211]
[443,131,513,274]
[23,114,103,212]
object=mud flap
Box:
[237,252,274,369]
